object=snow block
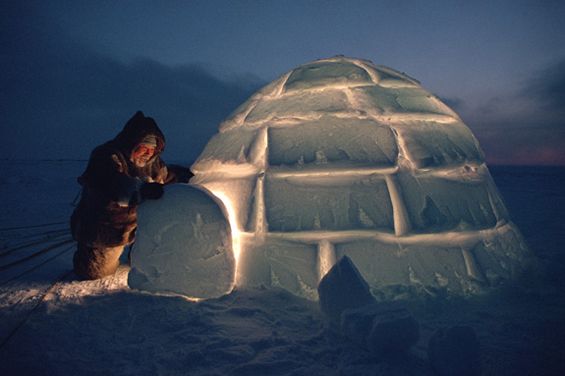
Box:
[196,176,256,234]
[268,117,397,169]
[397,172,498,232]
[265,174,394,232]
[195,128,258,165]
[427,326,480,376]
[472,223,535,285]
[373,64,420,88]
[128,185,235,299]
[393,121,483,168]
[318,256,375,324]
[336,240,475,296]
[353,86,456,117]
[246,90,350,123]
[237,237,319,300]
[284,60,373,92]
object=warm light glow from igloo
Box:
[188,56,535,300]
[207,190,242,285]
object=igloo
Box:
[190,56,535,300]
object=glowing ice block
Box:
[128,185,235,299]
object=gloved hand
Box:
[168,164,194,184]
[140,182,164,200]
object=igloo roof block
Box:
[192,56,536,300]
[284,61,374,91]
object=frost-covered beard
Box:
[133,157,149,167]
[131,144,156,167]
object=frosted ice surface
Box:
[472,223,533,285]
[318,256,375,324]
[284,61,373,92]
[373,65,420,87]
[128,185,235,299]
[268,117,397,169]
[237,237,319,299]
[196,128,258,164]
[245,90,350,123]
[194,176,256,233]
[397,173,498,232]
[265,174,394,231]
[335,240,474,295]
[219,76,288,131]
[353,86,457,116]
[484,171,510,222]
[393,121,483,168]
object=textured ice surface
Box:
[284,61,373,92]
[372,64,420,88]
[237,236,319,300]
[128,185,235,299]
[197,128,258,164]
[353,86,456,116]
[335,240,474,295]
[194,176,256,233]
[472,223,533,285]
[393,121,483,168]
[192,56,535,300]
[246,90,351,123]
[265,174,394,231]
[397,173,498,232]
[268,117,397,169]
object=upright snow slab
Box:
[128,185,235,299]
[191,56,537,300]
[318,256,375,324]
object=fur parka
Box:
[70,111,189,247]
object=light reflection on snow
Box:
[206,190,242,287]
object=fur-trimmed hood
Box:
[113,111,166,160]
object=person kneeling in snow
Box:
[71,111,193,280]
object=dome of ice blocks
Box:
[191,56,535,300]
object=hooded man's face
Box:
[131,144,156,167]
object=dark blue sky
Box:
[2,0,565,164]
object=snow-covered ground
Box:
[0,160,564,375]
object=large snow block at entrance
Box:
[128,185,235,299]
[192,55,536,300]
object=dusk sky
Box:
[2,0,565,165]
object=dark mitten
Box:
[168,164,194,183]
[140,182,164,200]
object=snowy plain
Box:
[0,160,564,375]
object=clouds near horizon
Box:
[454,58,565,165]
[1,4,262,162]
